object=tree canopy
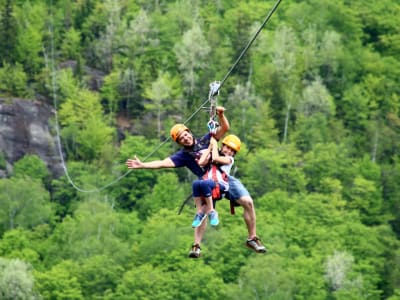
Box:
[0,0,399,299]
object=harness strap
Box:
[230,201,235,215]
[203,164,226,200]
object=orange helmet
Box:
[170,124,189,142]
[222,134,241,152]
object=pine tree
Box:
[0,0,17,66]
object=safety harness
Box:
[203,163,228,201]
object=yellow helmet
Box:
[170,124,189,142]
[222,134,241,152]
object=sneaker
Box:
[192,213,206,228]
[246,237,267,253]
[208,210,219,226]
[188,243,201,258]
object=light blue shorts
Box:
[226,175,250,202]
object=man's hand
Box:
[126,155,143,169]
[215,106,230,140]
[216,106,225,117]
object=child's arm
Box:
[211,138,232,165]
[197,142,213,167]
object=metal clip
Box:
[207,119,219,135]
[209,81,221,98]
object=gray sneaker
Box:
[188,243,201,258]
[246,237,267,253]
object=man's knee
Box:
[236,195,254,209]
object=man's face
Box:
[177,130,194,147]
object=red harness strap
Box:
[203,164,227,200]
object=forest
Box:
[0,0,400,299]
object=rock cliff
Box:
[0,98,64,178]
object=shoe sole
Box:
[188,252,200,258]
[245,243,267,253]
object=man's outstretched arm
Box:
[126,156,175,169]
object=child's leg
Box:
[194,196,204,213]
[192,181,207,228]
[197,179,217,214]
[202,196,214,214]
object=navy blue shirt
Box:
[169,133,211,177]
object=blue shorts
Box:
[192,179,227,197]
[192,179,216,197]
[226,175,250,201]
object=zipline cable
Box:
[50,0,282,193]
[218,0,282,92]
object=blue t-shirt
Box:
[169,133,212,177]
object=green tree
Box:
[226,255,296,300]
[174,22,211,96]
[226,81,276,148]
[114,208,228,299]
[0,0,18,65]
[298,77,335,118]
[13,155,50,187]
[0,62,28,97]
[43,200,136,266]
[59,87,114,161]
[353,0,400,56]
[382,158,400,235]
[267,24,300,143]
[143,71,182,138]
[302,142,354,192]
[139,173,185,218]
[91,0,124,72]
[60,27,83,61]
[100,70,121,116]
[77,255,123,300]
[242,144,306,197]
[0,229,41,268]
[113,134,171,210]
[0,177,52,233]
[34,260,83,300]
[0,258,39,300]
[14,2,46,75]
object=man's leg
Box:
[189,201,208,258]
[194,218,207,245]
[236,195,266,253]
[227,176,267,253]
[235,195,256,239]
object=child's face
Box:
[221,144,236,156]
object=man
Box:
[125,106,266,258]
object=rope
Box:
[49,0,282,193]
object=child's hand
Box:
[210,137,218,148]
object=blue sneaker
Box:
[208,210,219,226]
[192,213,206,228]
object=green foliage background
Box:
[0,0,400,299]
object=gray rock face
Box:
[0,98,64,178]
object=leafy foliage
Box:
[0,0,399,299]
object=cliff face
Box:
[0,98,64,178]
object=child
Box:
[191,134,241,228]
